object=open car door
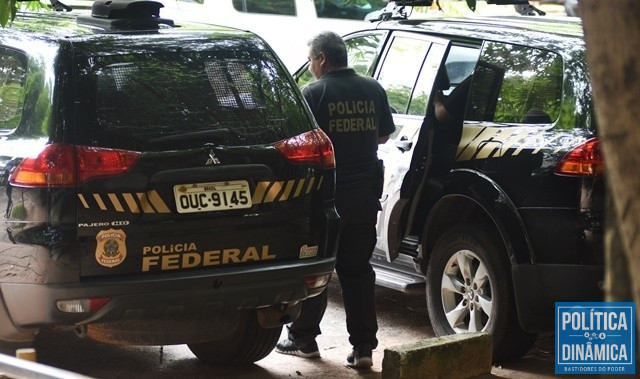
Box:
[372,32,452,262]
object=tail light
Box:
[56,297,111,313]
[76,146,141,184]
[9,143,141,187]
[9,144,76,187]
[273,129,335,169]
[555,138,604,176]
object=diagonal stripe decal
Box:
[93,194,107,211]
[264,181,284,203]
[77,175,323,213]
[147,190,170,213]
[78,194,89,209]
[136,193,154,213]
[252,181,270,204]
[108,193,124,212]
[122,193,140,213]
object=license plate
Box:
[173,180,252,214]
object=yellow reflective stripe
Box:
[476,140,500,159]
[457,128,500,161]
[147,190,170,213]
[316,175,323,190]
[122,193,139,213]
[305,176,316,194]
[137,193,154,213]
[513,131,542,156]
[93,194,107,211]
[77,194,89,209]
[108,193,124,212]
[279,180,295,201]
[252,181,270,204]
[501,130,531,154]
[293,178,306,198]
[532,133,560,155]
[264,181,284,203]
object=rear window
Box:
[76,47,310,150]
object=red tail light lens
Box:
[9,144,76,187]
[9,144,141,187]
[555,138,604,176]
[76,146,141,184]
[274,129,335,169]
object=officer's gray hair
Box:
[308,31,348,68]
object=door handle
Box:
[395,136,413,152]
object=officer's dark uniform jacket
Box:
[302,68,395,191]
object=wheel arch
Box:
[419,169,534,274]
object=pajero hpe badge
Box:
[0,0,338,366]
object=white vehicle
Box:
[160,0,388,70]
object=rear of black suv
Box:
[0,2,338,365]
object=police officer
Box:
[276,31,395,368]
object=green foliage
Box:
[0,0,17,27]
[0,0,48,27]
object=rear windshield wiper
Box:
[148,129,238,145]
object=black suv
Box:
[296,1,603,362]
[0,0,338,365]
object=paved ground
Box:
[3,276,557,378]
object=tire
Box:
[425,223,537,362]
[188,309,282,366]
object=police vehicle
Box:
[0,0,338,365]
[295,0,603,362]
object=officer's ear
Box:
[318,52,329,68]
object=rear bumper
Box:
[512,263,604,333]
[0,258,335,336]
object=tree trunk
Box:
[580,0,640,326]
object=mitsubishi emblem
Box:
[205,149,221,165]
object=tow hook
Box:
[256,302,301,328]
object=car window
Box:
[297,31,385,88]
[314,0,387,20]
[0,47,28,131]
[466,41,562,124]
[377,36,432,114]
[407,43,447,116]
[76,49,310,151]
[442,45,480,93]
[232,0,296,15]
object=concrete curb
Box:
[382,332,493,379]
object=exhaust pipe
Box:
[74,325,88,339]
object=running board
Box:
[372,264,425,294]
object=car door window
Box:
[407,43,447,116]
[232,0,296,15]
[314,0,388,20]
[296,31,386,87]
[466,41,562,124]
[376,36,432,114]
[0,47,28,131]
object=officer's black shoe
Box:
[346,344,373,368]
[275,338,320,358]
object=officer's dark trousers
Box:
[287,186,379,349]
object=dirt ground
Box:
[3,276,558,378]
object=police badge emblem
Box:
[95,229,127,268]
